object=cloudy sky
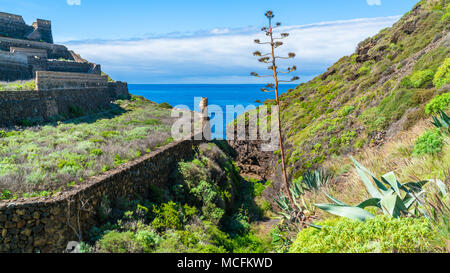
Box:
[1,0,417,83]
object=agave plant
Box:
[432,110,449,133]
[316,157,447,221]
[274,169,331,227]
[274,179,307,222]
[302,169,332,191]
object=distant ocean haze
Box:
[129,84,297,139]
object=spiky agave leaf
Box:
[324,192,347,206]
[315,204,375,221]
[432,110,449,131]
[356,198,381,209]
[380,192,408,218]
[353,160,382,198]
[381,172,401,197]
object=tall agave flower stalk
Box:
[251,10,299,206]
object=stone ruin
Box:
[0,12,130,126]
[0,11,103,85]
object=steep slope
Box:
[229,0,449,196]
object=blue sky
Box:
[1,0,418,83]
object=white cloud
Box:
[210,28,231,35]
[65,16,399,83]
[367,0,382,6]
[67,0,81,6]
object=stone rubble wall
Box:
[0,136,203,253]
[36,71,108,90]
[0,12,53,44]
[0,48,101,82]
[10,47,48,58]
[0,12,33,41]
[0,50,31,81]
[0,37,72,60]
[0,82,130,126]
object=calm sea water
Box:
[129,84,297,139]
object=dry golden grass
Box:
[308,118,450,219]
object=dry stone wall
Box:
[0,50,31,81]
[0,136,203,253]
[0,37,72,60]
[10,47,48,58]
[0,83,130,126]
[36,71,108,90]
[0,12,33,41]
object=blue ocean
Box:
[129,84,298,139]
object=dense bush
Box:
[289,216,438,253]
[151,201,184,231]
[97,231,141,253]
[401,69,435,88]
[425,92,450,114]
[433,58,450,89]
[158,102,173,109]
[413,128,445,156]
[87,143,271,253]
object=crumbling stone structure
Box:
[0,12,53,43]
[0,12,102,82]
[0,12,129,126]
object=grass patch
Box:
[0,96,178,197]
[0,80,36,91]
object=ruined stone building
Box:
[0,12,129,126]
[0,12,103,82]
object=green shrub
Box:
[442,4,450,22]
[339,105,355,117]
[289,216,438,253]
[401,69,435,88]
[358,60,374,75]
[68,105,84,118]
[101,72,114,82]
[433,58,450,89]
[97,231,139,253]
[413,128,445,156]
[159,102,173,109]
[152,201,183,231]
[89,148,103,156]
[134,229,162,252]
[425,92,450,114]
[1,190,14,200]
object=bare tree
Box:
[66,195,94,243]
[251,10,299,206]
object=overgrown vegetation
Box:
[0,95,178,198]
[0,80,36,91]
[83,0,450,254]
[289,216,439,253]
[236,0,449,182]
[231,0,450,253]
[81,143,273,253]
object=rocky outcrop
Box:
[227,139,276,181]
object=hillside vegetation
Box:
[0,96,177,199]
[227,0,449,253]
[252,0,449,182]
[76,0,450,254]
[80,143,273,253]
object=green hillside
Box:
[266,0,449,179]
